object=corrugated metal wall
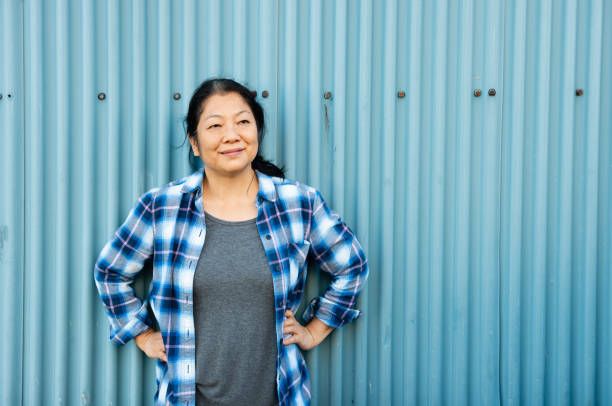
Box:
[0,0,24,404]
[1,0,610,404]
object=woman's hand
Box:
[282,310,334,351]
[134,329,167,362]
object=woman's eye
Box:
[207,124,221,129]
[238,119,250,125]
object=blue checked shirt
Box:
[94,168,369,406]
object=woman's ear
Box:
[188,134,200,157]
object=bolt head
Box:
[576,89,583,96]
[474,89,481,97]
[397,91,406,98]
[97,92,106,101]
[324,92,332,100]
[173,92,181,100]
[262,91,269,98]
[488,88,496,96]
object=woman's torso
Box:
[193,210,278,406]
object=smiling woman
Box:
[93,78,370,406]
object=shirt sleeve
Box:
[93,190,156,345]
[301,188,370,329]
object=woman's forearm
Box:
[305,316,335,347]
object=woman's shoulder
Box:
[138,168,205,204]
[259,172,320,204]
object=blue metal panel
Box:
[2,0,611,405]
[0,1,24,404]
[500,0,612,405]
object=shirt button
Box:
[266,234,271,240]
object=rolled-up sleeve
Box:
[93,191,156,345]
[302,189,370,329]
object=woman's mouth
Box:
[220,148,244,157]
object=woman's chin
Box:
[208,162,254,177]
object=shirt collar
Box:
[180,167,278,203]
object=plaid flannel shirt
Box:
[93,167,369,406]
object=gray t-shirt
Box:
[193,210,278,406]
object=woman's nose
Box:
[222,125,240,142]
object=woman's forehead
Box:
[200,92,252,119]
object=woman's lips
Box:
[220,148,244,157]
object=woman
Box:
[94,78,370,406]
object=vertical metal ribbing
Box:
[5,1,611,405]
[500,0,527,403]
[76,0,96,402]
[22,0,43,404]
[573,0,603,404]
[595,1,612,402]
[378,0,397,404]
[329,1,349,404]
[353,1,373,405]
[52,0,69,402]
[0,0,25,403]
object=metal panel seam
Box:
[498,1,509,405]
[19,0,26,403]
[275,0,280,161]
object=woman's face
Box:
[189,92,259,177]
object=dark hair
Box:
[184,78,285,178]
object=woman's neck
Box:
[202,167,259,203]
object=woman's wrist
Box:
[134,328,153,347]
[305,317,334,347]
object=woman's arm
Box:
[93,190,156,345]
[301,189,370,329]
[282,309,334,350]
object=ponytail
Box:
[251,154,285,178]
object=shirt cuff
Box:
[301,296,362,329]
[108,301,153,345]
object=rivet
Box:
[488,88,496,96]
[251,90,257,98]
[0,94,3,100]
[262,90,269,98]
[324,91,332,100]
[97,92,106,101]
[7,94,12,99]
[576,89,583,96]
[474,89,481,97]
[397,91,406,98]
[173,92,181,100]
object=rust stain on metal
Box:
[576,89,583,96]
[324,91,332,100]
[474,89,481,97]
[397,91,405,98]
[488,88,496,96]
[262,90,269,98]
[324,104,331,140]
